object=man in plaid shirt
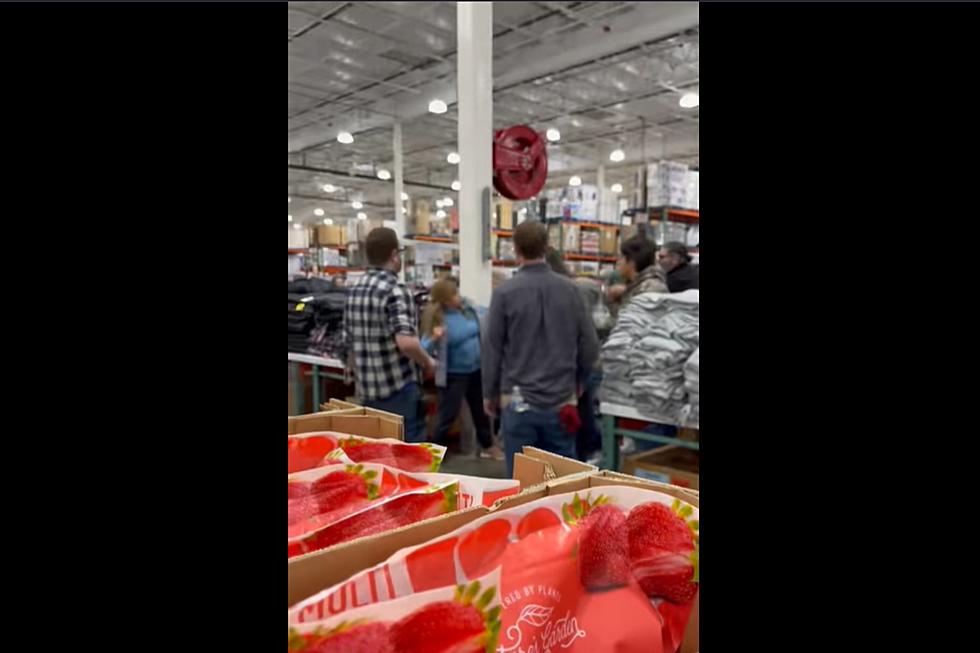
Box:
[342,228,435,442]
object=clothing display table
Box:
[288,352,346,414]
[600,401,699,471]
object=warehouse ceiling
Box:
[288,1,699,225]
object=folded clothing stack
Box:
[600,290,699,420]
[684,347,699,425]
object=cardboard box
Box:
[317,400,404,425]
[287,412,404,440]
[314,225,344,246]
[287,463,698,653]
[599,227,618,255]
[621,445,700,490]
[288,447,593,606]
[496,198,513,230]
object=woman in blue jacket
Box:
[421,278,503,460]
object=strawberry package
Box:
[289,463,401,539]
[288,480,460,559]
[288,486,699,653]
[385,471,520,509]
[289,432,447,474]
[288,568,503,653]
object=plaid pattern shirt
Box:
[342,267,421,401]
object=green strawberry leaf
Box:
[562,504,575,524]
[690,548,699,583]
[485,605,502,623]
[476,586,496,610]
[442,485,459,512]
[454,585,466,602]
[288,628,307,651]
[465,580,482,604]
[688,519,699,531]
[363,470,377,479]
[671,498,681,512]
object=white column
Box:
[457,1,493,307]
[393,122,406,281]
[596,164,605,222]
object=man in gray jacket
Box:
[482,221,600,476]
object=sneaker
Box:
[479,445,505,461]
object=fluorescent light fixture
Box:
[436,209,447,219]
[447,152,460,164]
[288,197,291,203]
[569,176,582,187]
[313,208,325,216]
[611,183,623,193]
[288,215,293,222]
[337,131,354,144]
[377,169,391,180]
[546,128,561,142]
[442,197,454,207]
[351,201,363,209]
[323,218,333,225]
[428,99,448,114]
[401,192,409,201]
[357,212,367,220]
[435,199,445,208]
[679,93,699,108]
[451,180,461,191]
[323,184,336,193]
[293,223,302,230]
[610,149,625,162]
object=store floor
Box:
[439,449,508,479]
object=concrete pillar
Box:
[393,122,406,281]
[457,1,493,307]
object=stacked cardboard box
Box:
[580,230,600,254]
[288,226,310,249]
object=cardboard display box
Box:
[621,445,700,490]
[288,447,594,607]
[286,451,697,652]
[288,412,404,440]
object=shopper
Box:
[607,234,669,317]
[659,241,699,292]
[420,278,503,460]
[483,221,599,476]
[342,227,435,442]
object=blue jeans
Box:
[365,382,425,443]
[633,422,677,453]
[501,403,577,477]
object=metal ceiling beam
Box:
[288,2,698,154]
[288,163,454,192]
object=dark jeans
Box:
[501,403,577,478]
[634,422,677,452]
[434,371,492,450]
[576,370,603,461]
[364,382,425,443]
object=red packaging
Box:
[288,463,399,539]
[288,432,447,474]
[288,567,503,653]
[288,481,460,559]
[289,486,699,653]
[390,471,520,509]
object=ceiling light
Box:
[451,180,461,191]
[351,201,363,209]
[569,176,582,187]
[546,128,561,142]
[288,197,292,203]
[428,99,448,114]
[442,197,454,207]
[447,152,460,164]
[609,149,625,162]
[401,192,409,201]
[435,199,445,208]
[323,218,333,225]
[323,183,336,193]
[436,209,447,219]
[313,208,325,216]
[293,223,302,230]
[337,131,354,144]
[288,215,293,222]
[357,212,367,220]
[377,169,391,180]
[679,93,699,108]
[611,183,623,193]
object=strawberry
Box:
[288,479,312,499]
[390,581,500,653]
[289,622,393,653]
[578,504,630,590]
[627,500,699,604]
[457,519,511,579]
[289,436,337,474]
[288,466,380,535]
[340,439,440,472]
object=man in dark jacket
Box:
[659,241,699,292]
[483,222,599,476]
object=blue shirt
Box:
[423,308,482,375]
